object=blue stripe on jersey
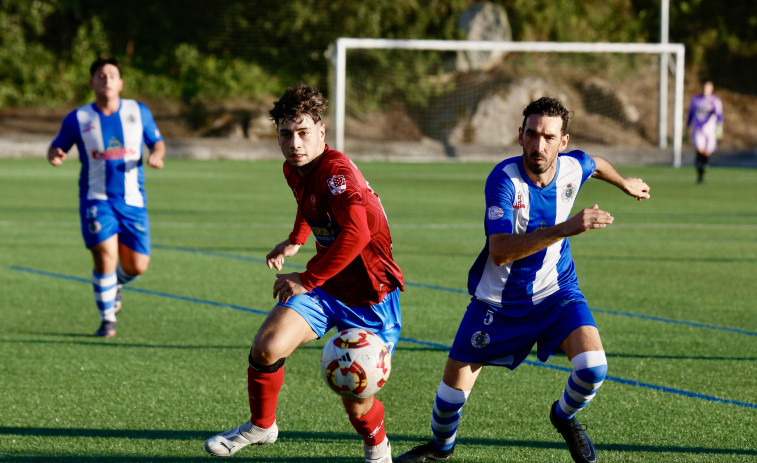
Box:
[468,151,596,315]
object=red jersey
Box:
[284,146,404,307]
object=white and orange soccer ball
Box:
[320,328,392,399]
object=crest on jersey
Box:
[561,183,576,202]
[487,205,504,220]
[88,220,102,235]
[471,331,490,348]
[327,175,347,195]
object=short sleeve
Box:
[50,111,80,152]
[483,163,516,236]
[138,102,163,148]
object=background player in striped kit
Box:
[47,57,166,338]
[396,97,650,463]
[687,80,724,184]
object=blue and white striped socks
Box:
[555,350,608,419]
[430,381,470,451]
[92,270,118,322]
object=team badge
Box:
[88,220,102,234]
[561,183,576,202]
[471,331,490,348]
[487,206,504,220]
[327,175,347,195]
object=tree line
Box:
[0,0,754,109]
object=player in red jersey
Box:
[205,84,404,463]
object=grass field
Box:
[1,157,755,462]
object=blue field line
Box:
[10,266,269,316]
[11,265,757,410]
[399,336,757,410]
[154,243,757,337]
[590,307,757,336]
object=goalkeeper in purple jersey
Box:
[47,57,166,338]
[396,97,650,463]
[687,80,724,184]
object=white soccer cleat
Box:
[204,420,278,457]
[365,436,392,463]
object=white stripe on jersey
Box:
[532,156,583,304]
[120,100,145,207]
[473,162,524,304]
[77,106,107,201]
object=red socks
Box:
[247,365,285,429]
[248,363,386,447]
[349,398,386,446]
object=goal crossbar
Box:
[330,38,686,166]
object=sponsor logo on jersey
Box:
[327,175,347,195]
[310,220,340,247]
[487,205,504,220]
[561,183,576,202]
[513,192,525,209]
[82,123,96,133]
[92,138,137,160]
[471,330,490,348]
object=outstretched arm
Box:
[591,156,650,201]
[490,205,613,266]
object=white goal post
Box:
[329,38,686,167]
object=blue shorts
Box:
[449,291,596,370]
[281,287,402,355]
[79,199,151,255]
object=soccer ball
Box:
[320,328,392,399]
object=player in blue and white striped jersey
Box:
[47,57,166,338]
[396,97,650,463]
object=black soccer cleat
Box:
[394,440,454,462]
[94,320,116,338]
[550,401,598,463]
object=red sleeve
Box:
[288,207,311,245]
[299,203,371,290]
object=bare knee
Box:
[120,259,149,277]
[250,332,292,366]
[250,343,281,366]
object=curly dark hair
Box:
[522,97,571,135]
[89,57,121,77]
[269,83,327,126]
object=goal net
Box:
[328,38,685,166]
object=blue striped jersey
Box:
[51,99,163,208]
[467,150,596,315]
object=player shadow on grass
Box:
[1,426,755,459]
